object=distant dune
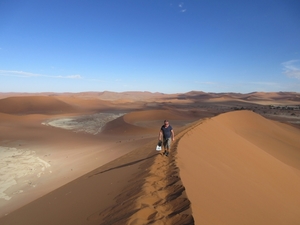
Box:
[0,96,75,114]
[178,110,300,224]
[123,109,195,124]
[99,109,195,135]
[1,91,299,106]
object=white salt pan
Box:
[42,112,125,135]
[0,147,51,200]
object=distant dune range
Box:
[0,91,299,224]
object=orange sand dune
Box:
[55,96,116,112]
[84,91,166,101]
[0,96,75,114]
[123,109,195,124]
[0,121,195,225]
[102,109,197,136]
[102,115,153,135]
[178,110,300,224]
[0,108,159,216]
[1,91,299,224]
[244,91,300,101]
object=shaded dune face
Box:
[0,96,75,114]
[100,115,151,135]
[101,110,175,135]
[178,110,300,225]
[123,109,191,123]
[102,109,198,136]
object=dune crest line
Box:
[90,121,201,224]
[177,110,300,224]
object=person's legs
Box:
[162,138,167,154]
[163,138,171,156]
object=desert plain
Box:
[0,91,299,225]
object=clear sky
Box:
[1,0,300,94]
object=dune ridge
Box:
[87,124,199,225]
[125,147,193,224]
[177,110,300,224]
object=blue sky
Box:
[0,0,300,93]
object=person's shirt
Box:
[161,125,173,139]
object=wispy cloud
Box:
[178,2,186,12]
[282,60,300,79]
[63,75,82,79]
[0,70,82,79]
[248,81,279,86]
[194,81,217,85]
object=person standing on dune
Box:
[158,120,175,156]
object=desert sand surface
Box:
[0,91,299,224]
[178,110,300,225]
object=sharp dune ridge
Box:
[0,92,299,224]
[178,111,300,224]
[92,122,200,225]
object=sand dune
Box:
[177,110,300,224]
[87,140,194,225]
[124,109,191,123]
[243,91,300,102]
[0,92,299,224]
[0,109,157,217]
[0,96,75,114]
[0,122,195,225]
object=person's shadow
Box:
[89,153,158,177]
